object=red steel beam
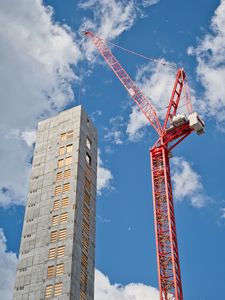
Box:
[150,146,183,300]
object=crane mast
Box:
[85,31,205,300]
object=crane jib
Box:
[88,33,162,135]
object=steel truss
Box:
[151,147,183,300]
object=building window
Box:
[56,172,63,181]
[48,248,56,260]
[66,144,73,153]
[45,285,53,298]
[59,228,67,240]
[52,213,68,225]
[26,218,33,223]
[86,137,92,150]
[63,182,70,193]
[56,263,64,276]
[57,169,71,181]
[54,282,63,296]
[60,133,67,141]
[67,130,73,139]
[64,169,71,179]
[86,153,91,166]
[55,185,62,196]
[57,245,65,257]
[65,156,72,166]
[47,265,55,278]
[60,130,73,141]
[50,230,58,242]
[60,212,68,223]
[24,234,32,238]
[52,215,59,226]
[48,246,65,260]
[59,146,65,156]
[19,267,27,272]
[53,200,60,210]
[58,159,64,168]
[61,197,69,208]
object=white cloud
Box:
[0,0,81,129]
[126,62,178,141]
[126,105,149,141]
[97,151,113,195]
[21,130,37,147]
[135,62,178,118]
[80,0,136,62]
[80,0,137,43]
[0,0,81,207]
[80,0,160,61]
[0,129,32,207]
[95,269,159,300]
[0,228,17,300]
[97,215,111,223]
[171,157,206,208]
[104,116,125,145]
[221,208,225,219]
[188,0,225,126]
[142,0,160,7]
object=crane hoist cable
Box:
[106,40,177,69]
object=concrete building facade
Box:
[13,106,97,300]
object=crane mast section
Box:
[151,147,183,300]
[85,32,162,136]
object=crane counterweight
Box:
[188,112,205,135]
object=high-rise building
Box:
[13,106,97,300]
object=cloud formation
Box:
[142,0,160,7]
[79,0,161,62]
[95,269,159,300]
[0,0,80,207]
[80,0,137,60]
[188,0,225,127]
[126,62,177,141]
[126,105,149,141]
[104,116,125,145]
[0,228,17,300]
[97,151,113,195]
[221,208,225,219]
[171,157,206,208]
[80,0,136,40]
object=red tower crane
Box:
[84,31,204,300]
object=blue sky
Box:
[0,0,225,299]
